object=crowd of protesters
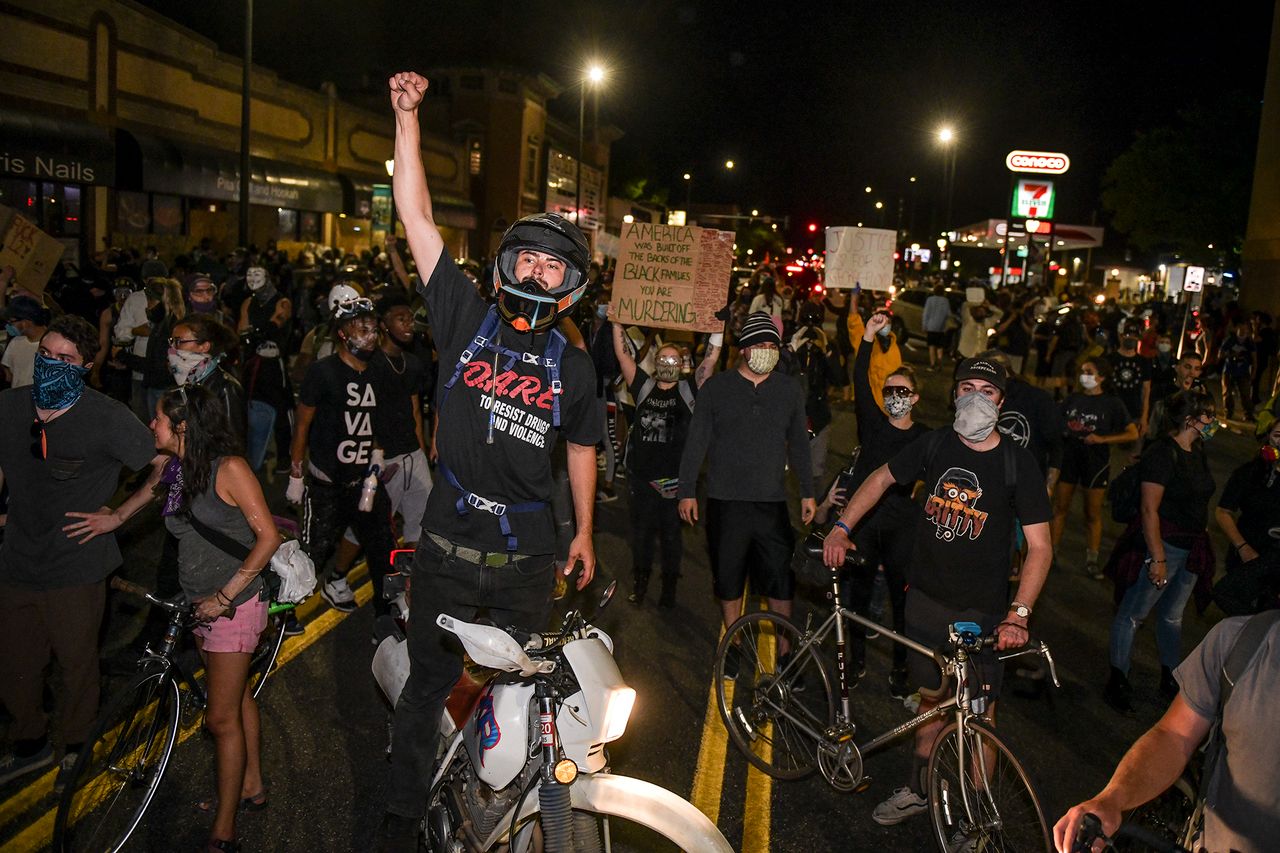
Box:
[2,218,1279,852]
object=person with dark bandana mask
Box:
[378,71,601,851]
[238,265,294,473]
[0,315,161,791]
[183,273,229,324]
[285,294,396,622]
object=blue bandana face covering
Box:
[32,353,89,410]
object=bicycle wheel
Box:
[715,611,833,780]
[247,610,288,700]
[53,669,181,853]
[927,719,1051,852]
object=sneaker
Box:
[722,644,741,680]
[889,667,911,699]
[872,786,928,825]
[595,488,618,504]
[0,742,54,786]
[1085,560,1105,581]
[283,612,305,637]
[322,577,357,613]
[948,829,979,853]
[52,751,79,795]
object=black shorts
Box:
[904,588,1003,699]
[926,330,947,348]
[705,499,796,600]
[1058,440,1111,489]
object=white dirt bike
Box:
[372,577,733,852]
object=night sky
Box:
[140,0,1273,246]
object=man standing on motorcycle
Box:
[378,71,601,852]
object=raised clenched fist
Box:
[389,72,428,112]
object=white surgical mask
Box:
[1079,374,1099,390]
[953,392,1000,442]
[884,394,914,419]
[746,348,780,375]
[167,347,213,386]
[1157,342,1172,354]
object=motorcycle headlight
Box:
[601,686,636,742]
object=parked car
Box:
[889,287,964,345]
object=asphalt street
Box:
[0,340,1259,852]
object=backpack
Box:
[1107,462,1144,525]
[1109,441,1179,525]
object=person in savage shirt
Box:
[679,311,816,675]
[824,357,1052,831]
[0,315,161,790]
[286,295,397,620]
[378,71,600,852]
[1110,321,1152,441]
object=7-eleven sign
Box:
[1012,180,1055,219]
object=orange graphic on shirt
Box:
[924,467,989,542]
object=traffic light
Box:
[807,223,818,233]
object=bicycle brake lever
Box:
[1041,642,1061,688]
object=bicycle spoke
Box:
[928,721,1050,853]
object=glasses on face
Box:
[30,418,47,460]
[882,385,914,399]
[168,337,203,348]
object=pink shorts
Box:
[194,594,268,654]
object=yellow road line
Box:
[741,620,775,853]
[689,677,733,825]
[1,567,374,850]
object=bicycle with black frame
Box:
[715,537,1061,851]
[52,577,296,853]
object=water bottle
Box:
[358,449,385,512]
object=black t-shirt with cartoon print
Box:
[626,366,696,482]
[298,355,383,484]
[419,249,600,554]
[888,428,1052,614]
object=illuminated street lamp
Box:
[937,125,958,232]
[725,159,735,170]
[682,172,692,210]
[576,62,608,227]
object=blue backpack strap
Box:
[443,307,501,393]
[438,460,548,552]
[541,328,567,429]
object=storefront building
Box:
[0,0,474,264]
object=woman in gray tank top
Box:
[152,385,280,853]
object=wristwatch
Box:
[1009,601,1032,619]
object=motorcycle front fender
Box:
[483,772,733,852]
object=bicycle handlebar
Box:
[1074,812,1191,853]
[803,539,869,568]
[109,576,191,615]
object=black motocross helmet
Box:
[492,212,590,333]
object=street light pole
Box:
[575,82,585,228]
[238,0,253,247]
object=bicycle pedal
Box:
[853,776,871,793]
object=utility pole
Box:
[238,0,253,247]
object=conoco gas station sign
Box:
[1005,150,1071,174]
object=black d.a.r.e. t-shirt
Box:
[419,248,599,554]
[298,355,383,484]
[888,428,1052,615]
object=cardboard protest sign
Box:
[824,226,895,292]
[0,208,66,296]
[610,222,734,332]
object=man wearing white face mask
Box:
[238,265,294,472]
[824,357,1053,830]
[679,312,816,673]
